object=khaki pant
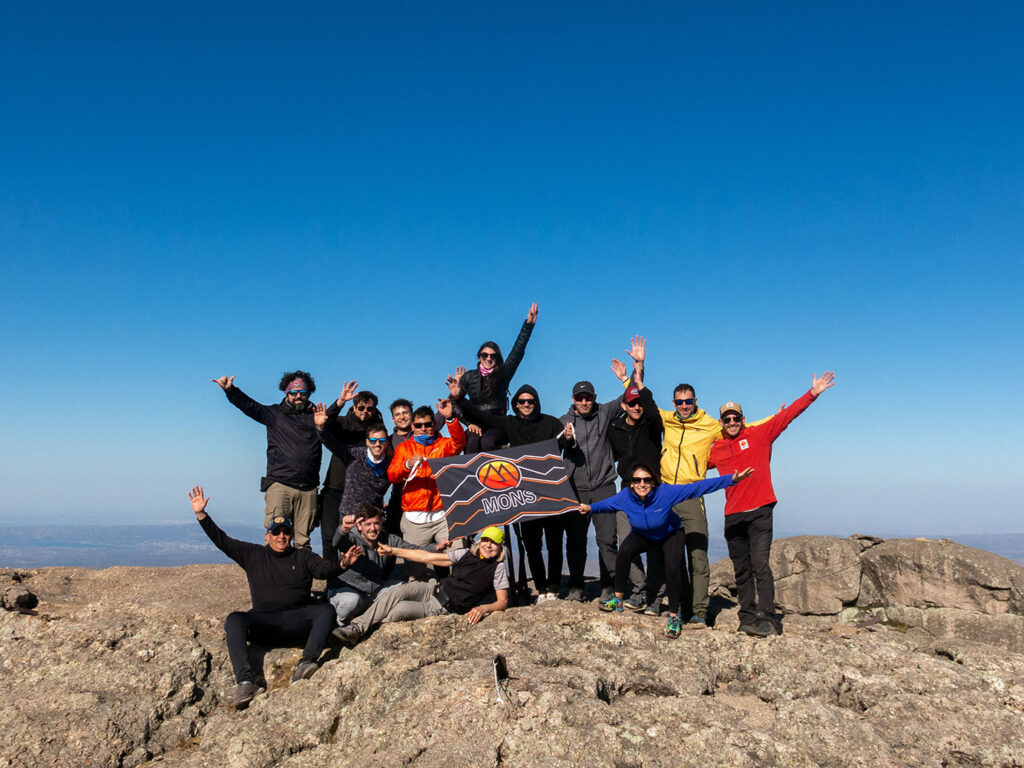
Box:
[672,496,709,619]
[263,483,317,549]
[400,515,450,580]
[351,580,446,634]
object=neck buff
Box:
[286,378,308,392]
[365,448,387,476]
[479,364,495,376]
[414,434,438,446]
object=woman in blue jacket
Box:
[578,462,753,638]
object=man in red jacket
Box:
[388,397,466,579]
[708,371,836,637]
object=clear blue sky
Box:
[2,3,1022,539]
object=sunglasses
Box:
[269,528,293,536]
[674,398,695,406]
[574,394,594,402]
[515,398,536,405]
[479,352,498,360]
[412,422,434,429]
[287,389,309,396]
[367,437,388,444]
[629,477,654,486]
[354,404,375,412]
[625,399,642,407]
[722,415,743,424]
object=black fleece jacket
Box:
[608,386,664,483]
[456,384,567,449]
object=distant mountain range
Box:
[2,524,1023,570]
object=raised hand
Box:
[341,513,357,531]
[437,398,454,420]
[336,380,359,406]
[610,358,627,381]
[563,422,575,441]
[446,367,465,399]
[811,371,836,397]
[339,545,363,568]
[631,361,645,390]
[627,335,646,364]
[210,376,235,391]
[526,302,539,324]
[313,402,328,428]
[733,467,755,483]
[188,485,209,516]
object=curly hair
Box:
[279,370,316,393]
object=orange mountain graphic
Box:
[476,459,522,491]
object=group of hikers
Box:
[191,302,836,709]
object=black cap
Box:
[267,515,294,534]
[572,380,595,397]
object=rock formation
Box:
[2,537,1024,767]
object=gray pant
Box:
[351,580,446,634]
[399,515,450,580]
[263,483,317,549]
[327,586,371,626]
[672,496,709,619]
[579,483,645,593]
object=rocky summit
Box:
[2,536,1024,768]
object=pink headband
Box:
[286,378,308,392]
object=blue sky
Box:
[2,3,1022,540]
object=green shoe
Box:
[665,614,683,639]
[599,596,624,612]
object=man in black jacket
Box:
[212,370,321,549]
[187,485,360,709]
[449,371,572,602]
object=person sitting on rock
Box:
[326,505,426,628]
[577,463,752,639]
[708,371,836,638]
[333,526,510,646]
[187,485,360,709]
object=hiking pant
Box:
[400,515,450,581]
[320,487,343,563]
[596,509,646,595]
[224,603,334,683]
[463,425,506,454]
[617,528,687,615]
[351,580,446,633]
[672,496,709,619]
[263,483,317,550]
[521,516,565,595]
[724,504,776,627]
[566,484,617,590]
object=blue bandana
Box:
[414,434,437,446]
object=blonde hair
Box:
[469,539,506,562]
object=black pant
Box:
[571,483,617,589]
[617,528,687,614]
[463,425,506,454]
[520,516,565,594]
[724,504,776,626]
[320,487,343,563]
[224,603,335,683]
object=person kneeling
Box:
[334,526,510,645]
[188,485,359,709]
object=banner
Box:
[426,438,578,538]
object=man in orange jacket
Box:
[388,397,466,579]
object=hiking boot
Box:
[599,596,624,612]
[565,587,584,603]
[232,680,265,710]
[665,615,683,639]
[643,600,662,617]
[624,593,646,611]
[687,614,707,629]
[738,620,771,637]
[598,587,615,603]
[291,659,318,683]
[332,624,362,647]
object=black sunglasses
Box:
[412,422,434,429]
[629,477,654,485]
[722,415,742,424]
[674,398,695,406]
[515,398,536,405]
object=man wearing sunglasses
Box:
[709,372,836,637]
[211,370,322,549]
[319,386,385,562]
[187,485,360,709]
[388,398,466,579]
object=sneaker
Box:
[738,620,771,637]
[291,659,318,683]
[231,680,265,710]
[643,601,662,617]
[624,593,646,611]
[665,615,683,639]
[535,592,555,605]
[599,596,624,612]
[687,614,707,629]
[332,624,362,647]
[565,587,584,603]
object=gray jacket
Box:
[328,527,421,598]
[560,394,624,492]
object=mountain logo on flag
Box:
[476,459,522,491]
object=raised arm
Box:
[214,378,272,425]
[502,303,538,379]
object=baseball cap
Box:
[623,386,641,403]
[572,381,595,397]
[719,402,744,417]
[267,515,294,534]
[479,526,506,545]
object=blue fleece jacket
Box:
[588,475,736,542]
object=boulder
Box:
[858,538,1024,615]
